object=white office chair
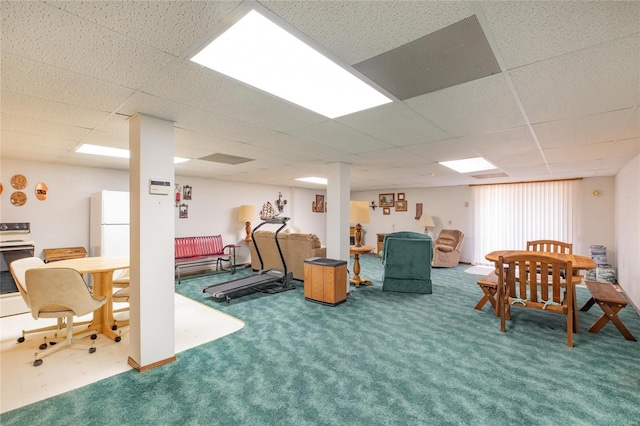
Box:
[9,257,88,348]
[111,268,130,330]
[25,268,107,366]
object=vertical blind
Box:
[473,180,577,265]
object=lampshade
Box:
[238,205,255,223]
[350,200,371,224]
[419,214,435,228]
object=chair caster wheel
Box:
[91,334,97,340]
[115,336,121,343]
[112,325,118,331]
[17,337,25,343]
[33,359,43,367]
[39,343,48,350]
[89,347,97,354]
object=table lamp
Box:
[419,214,435,237]
[238,205,256,242]
[350,200,371,247]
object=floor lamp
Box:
[238,205,256,242]
[350,200,371,247]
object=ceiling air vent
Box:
[471,172,509,179]
[199,153,254,165]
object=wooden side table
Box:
[349,245,374,287]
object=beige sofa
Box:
[249,231,326,280]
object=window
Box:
[473,180,578,265]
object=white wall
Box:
[615,154,640,309]
[0,159,324,267]
[352,177,617,265]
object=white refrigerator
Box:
[90,190,130,257]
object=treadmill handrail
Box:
[251,217,290,277]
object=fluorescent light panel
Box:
[190,9,392,119]
[295,177,327,185]
[439,157,496,173]
[76,144,189,164]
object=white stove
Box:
[0,222,35,317]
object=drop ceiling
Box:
[1,1,638,191]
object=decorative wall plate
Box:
[11,174,27,190]
[35,182,48,200]
[11,191,27,206]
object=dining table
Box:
[484,250,597,332]
[39,256,129,342]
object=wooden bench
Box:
[475,272,499,316]
[580,280,636,341]
[43,246,87,263]
[175,236,236,284]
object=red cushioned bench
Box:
[175,235,236,284]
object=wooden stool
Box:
[580,280,636,341]
[475,272,499,316]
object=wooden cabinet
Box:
[377,233,387,256]
[304,258,347,306]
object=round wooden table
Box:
[40,256,129,342]
[349,245,374,287]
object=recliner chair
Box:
[380,232,433,294]
[432,229,464,267]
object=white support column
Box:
[326,162,350,265]
[128,114,176,371]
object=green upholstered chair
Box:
[380,232,433,294]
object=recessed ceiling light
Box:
[76,144,190,164]
[190,9,392,118]
[295,177,327,185]
[439,157,496,173]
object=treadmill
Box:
[202,216,294,302]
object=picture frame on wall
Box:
[397,192,405,201]
[183,185,192,200]
[395,200,407,211]
[383,207,390,215]
[316,194,325,213]
[379,193,394,207]
[179,203,188,219]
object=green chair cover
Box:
[380,232,433,294]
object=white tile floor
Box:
[0,294,244,414]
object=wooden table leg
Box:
[588,302,637,341]
[349,253,371,287]
[90,271,120,342]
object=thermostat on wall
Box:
[149,179,171,195]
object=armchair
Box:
[432,229,464,267]
[380,232,433,294]
[25,268,107,366]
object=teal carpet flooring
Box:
[2,255,639,425]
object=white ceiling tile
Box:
[1,129,79,151]
[1,53,134,111]
[533,109,633,149]
[453,127,537,157]
[511,35,640,124]
[81,130,129,150]
[337,102,449,146]
[481,1,640,69]
[544,142,613,163]
[250,133,351,162]
[262,1,474,64]
[1,113,91,141]
[43,0,242,57]
[404,138,482,163]
[605,137,640,159]
[288,120,393,153]
[142,62,325,132]
[94,114,130,136]
[548,159,604,174]
[1,1,176,89]
[619,108,640,141]
[487,150,548,169]
[406,74,526,137]
[1,92,110,128]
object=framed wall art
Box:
[397,192,405,201]
[183,185,192,200]
[395,200,407,212]
[315,194,325,213]
[383,207,390,215]
[179,203,189,219]
[379,193,394,207]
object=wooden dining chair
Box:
[526,240,572,254]
[498,253,575,347]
